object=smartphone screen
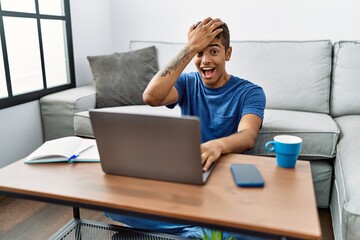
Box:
[230,164,265,188]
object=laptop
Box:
[89,110,217,185]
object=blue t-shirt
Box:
[170,72,266,142]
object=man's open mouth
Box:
[202,67,215,78]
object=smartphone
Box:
[231,164,265,188]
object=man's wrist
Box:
[184,43,200,57]
[212,138,228,155]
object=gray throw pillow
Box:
[87,46,158,108]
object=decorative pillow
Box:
[87,46,158,108]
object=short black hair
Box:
[195,21,230,51]
[216,23,230,51]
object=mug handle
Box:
[265,141,276,152]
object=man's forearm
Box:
[160,47,191,77]
[218,129,258,154]
[218,114,262,155]
[143,46,195,106]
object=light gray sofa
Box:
[39,40,360,240]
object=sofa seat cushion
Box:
[76,107,340,159]
[331,115,360,240]
[247,109,340,159]
[74,105,181,138]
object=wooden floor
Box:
[0,196,334,240]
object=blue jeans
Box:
[105,212,264,239]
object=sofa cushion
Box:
[76,107,339,159]
[331,115,360,240]
[74,105,181,138]
[331,41,360,117]
[247,109,340,159]
[130,40,332,114]
[228,41,332,113]
[87,46,158,108]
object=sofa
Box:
[39,40,360,240]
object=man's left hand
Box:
[200,139,224,171]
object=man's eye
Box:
[197,52,203,57]
[211,50,218,55]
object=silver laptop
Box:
[89,110,217,185]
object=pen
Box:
[68,145,95,163]
[77,144,95,155]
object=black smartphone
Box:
[230,164,265,188]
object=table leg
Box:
[73,206,80,219]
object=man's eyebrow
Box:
[208,44,221,48]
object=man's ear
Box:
[225,46,232,61]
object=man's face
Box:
[194,37,232,88]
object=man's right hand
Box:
[187,17,224,54]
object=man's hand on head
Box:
[187,17,224,53]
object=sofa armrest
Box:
[40,84,96,141]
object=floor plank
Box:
[0,197,117,240]
[0,197,334,239]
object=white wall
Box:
[75,0,360,84]
[111,0,360,52]
[0,101,43,168]
[70,0,113,87]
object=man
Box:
[143,17,265,171]
[106,17,266,239]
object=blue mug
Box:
[265,135,302,168]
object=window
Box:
[0,0,75,109]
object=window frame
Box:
[0,0,75,109]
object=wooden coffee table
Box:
[0,154,321,239]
